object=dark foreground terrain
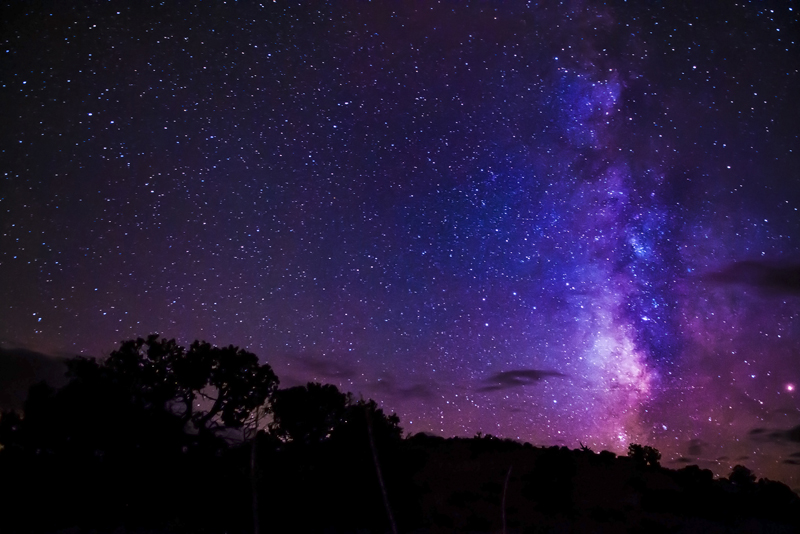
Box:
[3,432,799,534]
[1,337,798,533]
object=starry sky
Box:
[2,0,800,490]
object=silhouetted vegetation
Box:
[1,335,799,533]
[627,442,662,468]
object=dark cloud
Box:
[477,369,567,393]
[368,378,435,401]
[688,438,706,456]
[0,347,68,411]
[675,457,693,464]
[776,426,800,443]
[274,354,435,409]
[704,261,800,295]
[783,459,800,466]
[395,383,435,400]
[281,354,359,384]
[789,452,800,458]
[748,425,800,444]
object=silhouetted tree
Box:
[270,382,350,445]
[729,464,757,487]
[106,335,279,440]
[337,397,403,445]
[7,335,800,533]
[0,335,278,532]
[269,383,401,448]
[627,443,661,468]
[258,387,406,533]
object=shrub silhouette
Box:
[270,382,350,445]
[0,335,278,532]
[627,443,661,468]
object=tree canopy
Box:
[0,335,282,464]
[104,335,280,435]
[270,382,402,447]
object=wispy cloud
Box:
[748,425,800,443]
[704,261,800,295]
[477,369,567,392]
[687,438,707,456]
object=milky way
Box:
[2,1,800,489]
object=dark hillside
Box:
[1,339,798,533]
[398,434,800,533]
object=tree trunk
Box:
[502,465,512,534]
[251,408,260,534]
[366,408,397,534]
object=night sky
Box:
[2,1,800,490]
